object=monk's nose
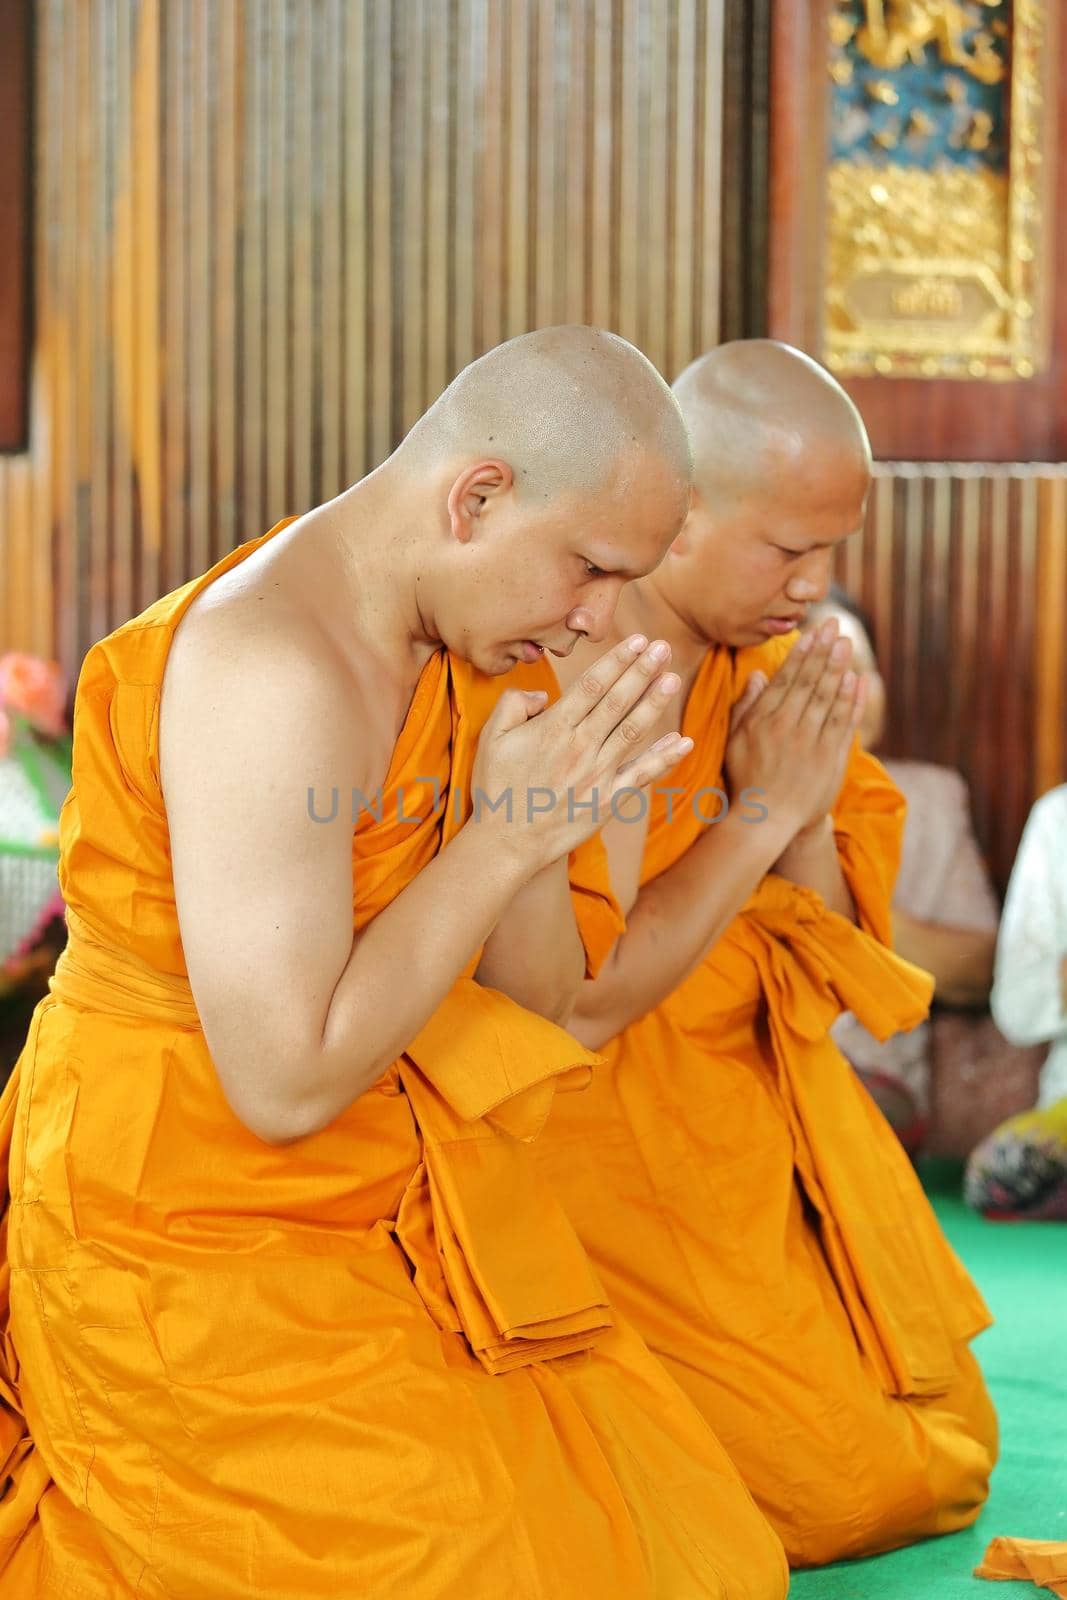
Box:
[786,549,832,605]
[567,593,617,644]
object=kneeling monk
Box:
[537,340,997,1568]
[0,329,787,1600]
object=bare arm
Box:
[889,908,995,1007]
[474,857,585,1025]
[161,634,540,1144]
[772,815,858,924]
[568,807,796,1049]
[162,626,696,1142]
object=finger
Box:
[818,667,859,741]
[554,634,650,729]
[576,639,680,749]
[760,618,842,724]
[613,732,694,795]
[729,672,767,736]
[849,672,870,730]
[482,686,550,738]
[799,633,853,733]
[750,621,826,713]
[597,670,683,773]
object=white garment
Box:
[991,783,1067,1109]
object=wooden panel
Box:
[769,0,1067,462]
[0,0,32,451]
[718,0,770,341]
[837,464,1067,895]
[0,0,726,674]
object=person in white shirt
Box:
[965,786,1067,1218]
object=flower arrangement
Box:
[0,653,73,977]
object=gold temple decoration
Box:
[855,1,1005,84]
[825,0,1054,381]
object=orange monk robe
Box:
[0,523,787,1600]
[537,634,999,1569]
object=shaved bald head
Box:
[634,340,874,649]
[402,325,692,500]
[673,340,870,509]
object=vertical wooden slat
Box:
[214,0,238,548]
[424,0,449,398]
[565,1,588,323]
[1035,477,1067,797]
[111,0,134,626]
[342,0,368,482]
[589,0,614,328]
[368,0,392,462]
[53,0,79,670]
[265,0,288,520]
[644,0,669,365]
[400,0,427,439]
[318,0,342,498]
[290,0,313,514]
[505,0,530,338]
[163,0,188,591]
[480,0,506,350]
[240,1,265,540]
[188,0,211,573]
[671,0,696,377]
[91,0,114,646]
[699,0,725,350]
[616,0,638,342]
[454,0,478,371]
[134,0,163,610]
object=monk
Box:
[0,328,788,1599]
[537,339,998,1568]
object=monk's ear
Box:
[446,460,514,545]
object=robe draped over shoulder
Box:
[538,635,998,1567]
[0,522,786,1600]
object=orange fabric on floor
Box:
[0,523,787,1600]
[975,1537,1067,1597]
[537,636,999,1568]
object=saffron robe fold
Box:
[537,636,999,1568]
[0,524,788,1600]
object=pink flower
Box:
[0,653,68,738]
[0,707,9,760]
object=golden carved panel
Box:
[825,0,1054,380]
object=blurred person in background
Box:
[965,784,1067,1220]
[810,588,1032,1159]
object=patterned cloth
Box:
[964,1097,1067,1220]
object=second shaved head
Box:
[674,340,870,509]
[662,340,872,648]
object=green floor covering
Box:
[789,1161,1066,1599]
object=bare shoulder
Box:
[164,589,343,729]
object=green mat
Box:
[790,1161,1067,1599]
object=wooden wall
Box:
[2,2,1062,891]
[839,465,1067,894]
[0,0,727,675]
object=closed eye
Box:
[775,546,805,559]
[584,560,606,578]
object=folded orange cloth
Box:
[975,1537,1067,1596]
